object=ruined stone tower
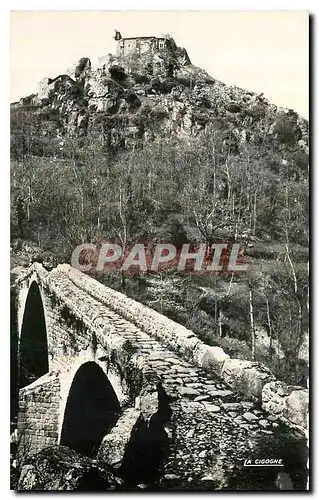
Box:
[113,30,171,57]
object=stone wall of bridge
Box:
[11,263,308,488]
[17,373,60,459]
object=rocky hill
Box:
[11,34,308,155]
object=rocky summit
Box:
[11,32,308,152]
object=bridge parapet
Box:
[53,264,308,432]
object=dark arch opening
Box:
[19,282,49,388]
[60,362,121,457]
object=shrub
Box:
[109,65,126,82]
[132,73,149,84]
[75,57,91,79]
[150,105,169,121]
[273,112,302,144]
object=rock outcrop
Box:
[17,445,121,491]
[262,381,308,430]
[11,35,308,153]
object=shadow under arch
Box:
[19,281,49,389]
[60,362,121,457]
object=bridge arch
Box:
[59,361,121,457]
[19,281,49,389]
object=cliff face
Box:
[12,36,308,154]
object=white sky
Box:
[10,10,309,118]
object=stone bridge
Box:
[11,263,309,490]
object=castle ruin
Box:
[113,30,172,57]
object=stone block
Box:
[221,358,275,400]
[98,408,141,466]
[177,386,200,398]
[193,344,229,375]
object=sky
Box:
[10,10,309,118]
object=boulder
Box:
[17,445,119,491]
[262,381,308,431]
[284,389,308,429]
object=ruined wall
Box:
[37,78,51,100]
[116,37,168,57]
